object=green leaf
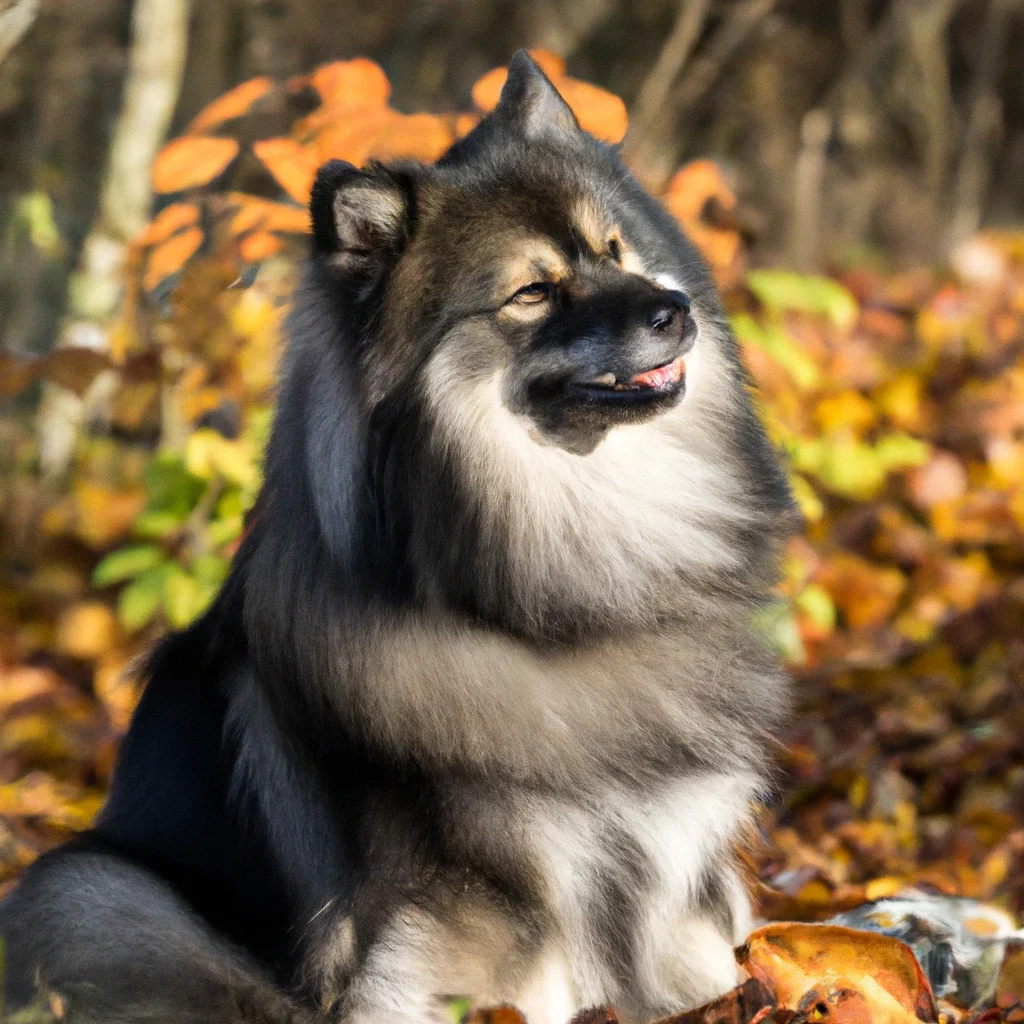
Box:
[164,570,218,628]
[133,509,187,539]
[751,601,807,664]
[143,452,206,517]
[92,545,166,587]
[732,313,820,389]
[191,554,230,587]
[215,487,245,521]
[747,270,859,330]
[208,513,244,546]
[447,998,472,1024]
[117,564,172,631]
[875,433,930,471]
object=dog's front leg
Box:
[620,872,751,1022]
[335,904,537,1024]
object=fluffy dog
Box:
[0,51,796,1024]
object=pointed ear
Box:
[309,160,409,273]
[494,49,580,140]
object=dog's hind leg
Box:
[0,844,313,1024]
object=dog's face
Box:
[309,52,724,456]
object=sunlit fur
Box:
[0,53,797,1024]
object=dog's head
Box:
[295,51,795,632]
[308,51,724,455]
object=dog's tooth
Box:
[593,372,617,386]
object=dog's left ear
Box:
[495,49,580,140]
[310,160,409,274]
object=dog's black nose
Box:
[649,290,691,332]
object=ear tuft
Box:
[309,160,408,272]
[496,49,580,140]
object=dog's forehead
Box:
[416,167,620,265]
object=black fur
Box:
[1,52,796,1024]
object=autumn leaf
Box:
[187,76,274,133]
[253,138,320,204]
[238,230,286,263]
[655,979,777,1024]
[41,348,114,396]
[663,161,742,284]
[310,58,391,109]
[315,109,453,166]
[143,226,204,292]
[134,202,200,248]
[0,351,39,399]
[152,136,240,193]
[225,194,310,236]
[0,348,113,400]
[738,923,939,1024]
[53,602,117,661]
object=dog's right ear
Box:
[309,160,409,274]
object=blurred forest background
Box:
[2,2,1024,1015]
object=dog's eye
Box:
[509,282,552,305]
[608,237,622,264]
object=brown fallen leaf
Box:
[656,978,778,1024]
[568,1008,619,1024]
[463,1007,527,1024]
[737,923,938,1024]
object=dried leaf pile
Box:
[1,52,1023,1024]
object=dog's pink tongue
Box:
[630,355,686,389]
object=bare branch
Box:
[631,0,712,136]
[0,0,39,66]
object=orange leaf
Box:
[315,109,453,167]
[238,230,285,263]
[664,161,741,282]
[152,137,239,193]
[134,202,200,248]
[454,112,480,138]
[816,552,906,630]
[225,194,310,236]
[311,58,390,109]
[555,79,628,145]
[143,226,204,291]
[738,923,938,1024]
[253,138,320,204]
[664,160,737,225]
[187,76,273,133]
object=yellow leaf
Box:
[53,602,117,661]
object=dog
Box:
[0,51,797,1024]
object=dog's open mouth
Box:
[574,355,687,400]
